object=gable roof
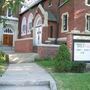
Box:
[47,11,57,22]
[20,0,43,14]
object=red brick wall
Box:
[74,0,90,32]
[37,45,59,58]
[15,38,33,53]
[59,0,74,38]
[42,26,49,43]
[44,0,59,14]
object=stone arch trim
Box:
[33,4,48,27]
[34,14,42,27]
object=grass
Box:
[36,59,54,72]
[36,60,90,90]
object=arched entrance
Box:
[33,14,42,46]
[3,26,14,46]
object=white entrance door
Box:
[35,26,42,45]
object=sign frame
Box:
[72,34,90,63]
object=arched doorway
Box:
[33,14,42,46]
[3,27,14,46]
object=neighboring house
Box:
[0,6,18,47]
[15,0,90,53]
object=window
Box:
[61,12,69,32]
[27,13,33,34]
[21,17,27,36]
[50,26,53,38]
[29,22,32,30]
[7,8,12,17]
[85,0,90,6]
[86,15,90,31]
[4,27,13,34]
[23,25,26,33]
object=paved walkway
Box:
[0,63,57,90]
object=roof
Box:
[20,0,42,14]
[47,11,57,22]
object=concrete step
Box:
[9,53,39,63]
[0,86,50,90]
[0,80,50,86]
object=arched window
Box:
[34,14,42,27]
[27,13,33,34]
[4,27,13,34]
[21,17,27,36]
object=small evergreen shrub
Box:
[54,44,86,72]
[54,44,71,72]
[0,51,9,64]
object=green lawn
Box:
[36,60,90,90]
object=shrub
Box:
[54,44,71,72]
[54,44,86,72]
[71,62,86,73]
[0,51,9,64]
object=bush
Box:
[54,44,71,72]
[0,51,9,64]
[54,44,86,72]
[71,62,86,73]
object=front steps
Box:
[0,63,57,90]
[0,86,50,90]
[9,53,39,64]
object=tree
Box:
[0,0,24,26]
[0,0,24,12]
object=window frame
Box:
[85,0,90,6]
[85,13,90,32]
[61,12,69,32]
[21,17,27,36]
[6,8,12,17]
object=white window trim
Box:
[6,8,13,17]
[85,0,90,6]
[48,3,52,7]
[61,12,69,32]
[27,13,33,35]
[21,17,27,36]
[85,13,90,32]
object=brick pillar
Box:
[67,33,73,54]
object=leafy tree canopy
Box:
[0,0,24,12]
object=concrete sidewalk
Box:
[0,63,57,90]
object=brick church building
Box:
[15,0,90,57]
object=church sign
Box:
[73,34,90,62]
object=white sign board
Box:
[74,42,90,61]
